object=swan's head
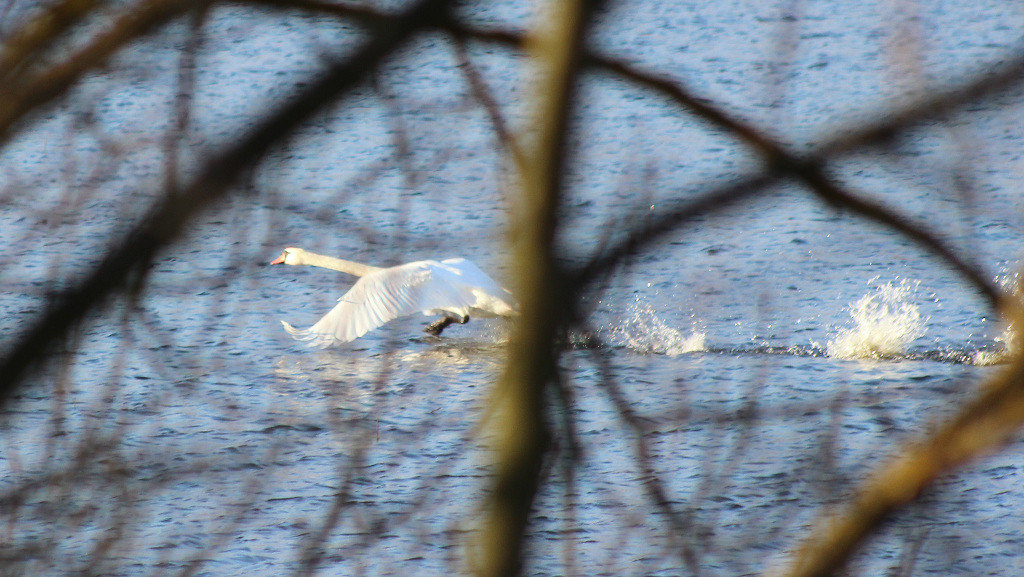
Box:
[270,247,305,266]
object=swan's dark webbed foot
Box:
[423,314,469,336]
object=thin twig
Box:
[162,5,207,194]
[449,34,526,169]
[583,328,701,575]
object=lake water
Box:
[2,0,1024,575]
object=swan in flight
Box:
[270,247,517,346]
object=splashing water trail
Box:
[827,278,927,360]
[608,295,705,356]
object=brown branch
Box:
[573,159,1001,312]
[789,160,1002,308]
[584,330,701,574]
[0,0,454,403]
[817,52,1024,158]
[427,22,1018,308]
[770,335,1024,577]
[236,0,1024,285]
[0,0,209,147]
[438,21,1024,167]
[449,34,526,170]
[0,0,445,149]
[294,420,371,576]
[551,372,582,577]
[241,0,395,28]
[572,172,782,288]
[162,6,208,194]
[0,0,108,82]
[236,2,1005,307]
[569,58,1013,307]
[475,2,603,576]
[590,54,784,160]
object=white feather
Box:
[273,250,516,346]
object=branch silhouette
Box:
[475,2,605,576]
[2,3,1023,576]
[573,53,1021,308]
[0,0,454,402]
[772,332,1024,577]
[0,0,107,82]
[0,0,208,146]
[247,0,1018,308]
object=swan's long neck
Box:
[296,251,382,277]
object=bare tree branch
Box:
[230,1,1022,309]
[162,5,208,194]
[4,3,1024,575]
[474,2,604,576]
[449,33,526,170]
[0,0,208,146]
[439,22,1024,168]
[771,331,1024,577]
[0,0,454,403]
[0,0,108,82]
[584,330,701,574]
[427,23,1020,307]
[575,55,1013,308]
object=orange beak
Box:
[270,253,286,265]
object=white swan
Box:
[270,247,517,346]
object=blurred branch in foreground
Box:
[238,0,1020,307]
[774,304,1024,577]
[473,1,602,576]
[0,0,454,403]
[0,0,208,145]
[0,2,1023,576]
[573,50,1024,308]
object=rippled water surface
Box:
[2,0,1024,575]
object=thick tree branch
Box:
[475,2,603,576]
[243,0,1021,310]
[576,53,1015,307]
[771,329,1024,577]
[427,23,1019,307]
[0,0,107,82]
[0,0,209,146]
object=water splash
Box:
[607,295,705,356]
[827,278,927,360]
[971,349,1006,366]
[991,269,1024,359]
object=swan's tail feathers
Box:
[280,320,336,348]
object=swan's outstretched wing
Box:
[282,260,509,347]
[437,258,516,317]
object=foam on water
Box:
[606,295,706,356]
[827,278,927,360]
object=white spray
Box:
[608,294,705,356]
[827,278,927,360]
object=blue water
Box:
[2,0,1024,575]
